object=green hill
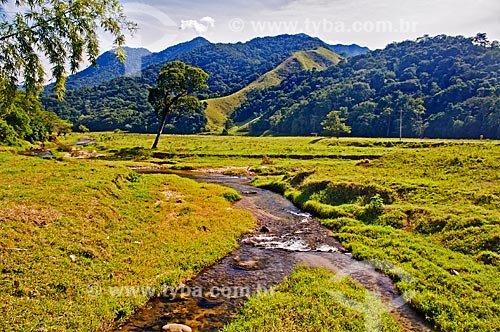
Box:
[205,47,341,131]
[41,33,500,139]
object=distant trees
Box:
[321,110,351,138]
[473,33,490,47]
[40,34,330,133]
[148,61,208,149]
[36,33,500,139]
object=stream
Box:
[116,170,434,332]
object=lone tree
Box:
[321,110,352,138]
[148,61,208,149]
[0,0,135,103]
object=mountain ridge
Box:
[42,34,343,133]
[53,37,211,92]
[48,35,368,93]
[232,34,500,139]
[41,33,500,139]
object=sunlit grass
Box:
[246,138,500,331]
[0,151,254,331]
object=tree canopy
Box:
[148,61,208,149]
[0,0,135,103]
[321,110,352,138]
[39,33,500,139]
[40,34,329,134]
[0,0,134,145]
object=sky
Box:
[109,0,500,52]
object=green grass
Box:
[0,150,254,331]
[223,266,403,332]
[57,132,420,160]
[334,225,500,331]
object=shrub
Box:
[359,194,385,223]
[0,119,19,145]
[302,200,354,219]
[126,172,141,183]
[310,181,394,206]
[249,166,287,175]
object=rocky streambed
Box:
[116,170,433,332]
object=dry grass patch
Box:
[0,205,62,226]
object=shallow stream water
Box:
[116,170,434,332]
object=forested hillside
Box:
[235,34,500,138]
[205,47,342,130]
[41,34,332,133]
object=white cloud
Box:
[200,16,216,28]
[180,16,216,34]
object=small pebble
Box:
[260,226,270,233]
[162,323,192,332]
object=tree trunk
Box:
[152,113,168,149]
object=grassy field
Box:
[2,134,500,331]
[57,132,457,163]
[0,149,254,331]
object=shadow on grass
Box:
[104,147,154,161]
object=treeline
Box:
[0,90,72,145]
[233,34,500,139]
[42,77,207,134]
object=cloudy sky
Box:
[112,0,500,51]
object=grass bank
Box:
[251,142,500,331]
[0,151,254,331]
